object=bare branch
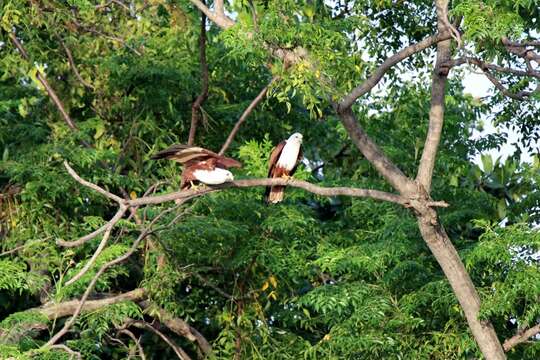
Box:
[40,288,145,320]
[127,320,192,360]
[189,0,235,29]
[64,161,125,204]
[57,206,126,248]
[43,212,166,347]
[64,161,438,207]
[64,206,127,286]
[117,329,147,360]
[218,77,276,155]
[214,0,225,16]
[338,32,452,111]
[0,237,51,257]
[8,33,78,131]
[139,300,212,356]
[48,344,82,360]
[503,323,540,351]
[448,57,540,79]
[188,4,210,146]
[336,108,416,195]
[416,0,452,193]
[482,69,536,101]
[56,36,95,90]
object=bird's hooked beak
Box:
[226,172,234,182]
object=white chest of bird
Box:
[193,168,234,185]
[277,137,302,171]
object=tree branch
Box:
[139,300,212,356]
[64,206,127,286]
[338,32,452,111]
[188,3,209,146]
[416,0,452,193]
[336,108,416,195]
[8,32,78,131]
[117,329,146,360]
[127,320,192,360]
[218,77,276,155]
[503,323,540,351]
[448,57,540,79]
[64,161,448,209]
[188,0,235,29]
[56,36,95,90]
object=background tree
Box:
[0,0,539,359]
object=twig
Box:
[138,300,211,356]
[218,77,276,155]
[64,162,125,204]
[57,203,127,248]
[8,33,78,130]
[127,320,192,360]
[56,36,95,89]
[0,237,51,257]
[118,329,146,360]
[64,206,127,286]
[188,1,209,146]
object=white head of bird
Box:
[288,132,303,144]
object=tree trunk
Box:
[417,212,506,360]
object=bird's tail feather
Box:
[265,186,285,204]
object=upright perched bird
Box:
[151,145,241,189]
[264,133,303,203]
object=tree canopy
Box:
[1,0,540,359]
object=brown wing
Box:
[151,144,241,168]
[267,140,286,178]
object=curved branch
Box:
[219,78,276,155]
[9,33,78,131]
[57,36,95,90]
[57,205,126,248]
[189,0,235,29]
[64,162,125,204]
[64,206,127,286]
[338,31,452,111]
[127,320,192,360]
[503,323,540,351]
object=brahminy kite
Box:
[264,132,303,203]
[151,145,241,189]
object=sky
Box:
[462,70,533,167]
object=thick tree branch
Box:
[189,0,235,29]
[337,108,416,195]
[188,3,210,146]
[9,33,78,131]
[416,0,452,193]
[338,32,452,111]
[503,323,540,351]
[218,77,276,155]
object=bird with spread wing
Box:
[264,133,303,203]
[151,145,242,189]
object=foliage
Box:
[0,0,539,359]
